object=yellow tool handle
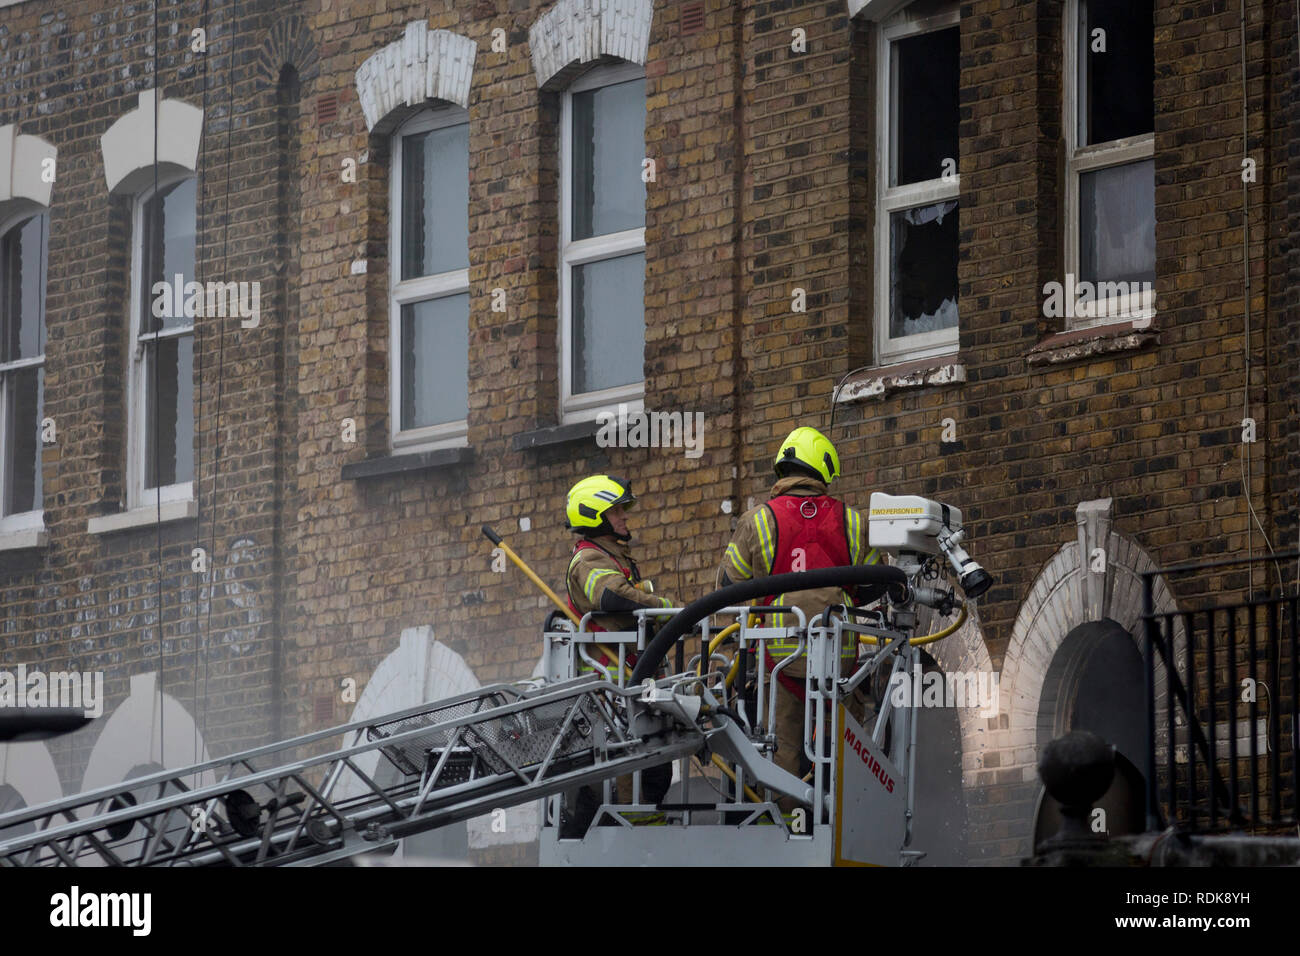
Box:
[482,526,629,676]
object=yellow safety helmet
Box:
[773,426,840,484]
[565,474,636,532]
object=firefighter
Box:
[716,426,879,805]
[561,474,676,834]
[564,474,675,638]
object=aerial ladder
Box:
[0,494,989,867]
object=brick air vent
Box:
[316,93,340,124]
[680,2,705,36]
[314,695,334,723]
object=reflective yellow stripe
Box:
[584,568,618,602]
[846,506,862,564]
[864,547,879,565]
[726,542,753,580]
[754,508,775,574]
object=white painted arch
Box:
[986,499,1182,859]
[355,21,477,132]
[100,89,204,196]
[337,626,539,856]
[0,741,62,813]
[81,671,215,793]
[528,0,653,90]
[0,125,55,222]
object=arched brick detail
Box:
[354,21,477,133]
[979,500,1184,862]
[528,0,653,90]
[255,14,320,90]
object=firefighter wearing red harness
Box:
[560,475,676,834]
[716,427,879,801]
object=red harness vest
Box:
[765,494,851,578]
[760,494,852,702]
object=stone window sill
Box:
[0,526,48,551]
[342,445,474,480]
[88,498,197,535]
[1026,320,1159,365]
[834,357,967,404]
[511,421,600,451]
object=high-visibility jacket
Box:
[719,476,878,658]
[565,536,672,670]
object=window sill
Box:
[88,498,197,535]
[511,421,600,451]
[0,527,48,551]
[834,357,966,404]
[1026,320,1159,366]
[341,445,474,480]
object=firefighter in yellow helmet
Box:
[561,474,677,835]
[716,427,879,807]
[563,475,676,635]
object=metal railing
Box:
[1142,552,1299,834]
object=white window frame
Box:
[389,106,470,453]
[874,5,962,367]
[0,209,47,534]
[126,171,196,510]
[559,61,646,424]
[1063,0,1155,330]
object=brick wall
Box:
[0,0,299,789]
[0,0,1293,864]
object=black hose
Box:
[628,565,909,684]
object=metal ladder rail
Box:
[0,679,544,841]
[0,678,699,867]
[0,679,645,866]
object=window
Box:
[390,107,470,450]
[128,174,196,507]
[0,212,47,531]
[875,8,960,365]
[560,62,646,421]
[1064,0,1155,328]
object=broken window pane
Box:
[144,335,194,488]
[400,122,470,280]
[892,26,959,187]
[889,200,959,338]
[400,293,470,430]
[140,178,196,333]
[571,78,646,241]
[1079,159,1155,285]
[572,252,645,394]
[1079,0,1154,145]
